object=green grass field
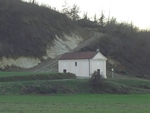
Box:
[0,71,150,112]
[0,94,150,113]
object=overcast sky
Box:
[24,0,150,30]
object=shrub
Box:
[89,71,105,91]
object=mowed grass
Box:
[0,71,76,83]
[0,71,56,77]
[0,94,150,113]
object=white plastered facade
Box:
[58,52,107,78]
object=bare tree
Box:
[99,11,105,27]
[62,3,80,21]
[105,17,117,33]
[29,0,35,4]
[83,12,88,20]
[62,0,69,14]
[93,14,97,24]
[32,0,34,4]
[69,4,80,21]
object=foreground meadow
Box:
[0,94,150,113]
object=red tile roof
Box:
[59,52,98,60]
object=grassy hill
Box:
[0,0,150,77]
[0,0,76,58]
[79,23,150,76]
[0,76,150,94]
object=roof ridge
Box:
[59,51,98,60]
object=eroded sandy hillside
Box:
[0,33,83,69]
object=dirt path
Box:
[28,32,106,72]
[72,32,105,52]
